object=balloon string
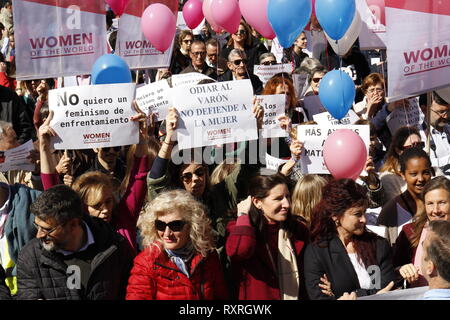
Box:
[337,40,344,125]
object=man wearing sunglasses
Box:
[218,49,263,94]
[180,40,217,80]
[16,185,134,300]
[421,91,450,176]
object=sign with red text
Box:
[13,0,107,80]
[358,0,387,49]
[48,83,138,150]
[173,80,258,150]
[386,0,450,101]
[116,0,177,69]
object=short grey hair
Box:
[259,52,276,64]
[228,49,246,62]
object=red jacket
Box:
[393,222,417,268]
[126,243,229,300]
[226,214,309,300]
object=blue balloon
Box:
[268,0,312,48]
[319,70,355,120]
[91,54,132,85]
[315,0,355,40]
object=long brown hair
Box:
[262,75,297,109]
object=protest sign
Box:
[173,80,258,150]
[116,0,176,69]
[176,11,189,31]
[254,64,293,85]
[265,153,289,172]
[171,73,215,87]
[270,37,284,63]
[292,73,309,98]
[0,140,35,172]
[358,0,387,50]
[135,79,172,121]
[256,94,287,139]
[313,109,360,125]
[386,97,424,134]
[13,0,107,80]
[358,286,429,300]
[386,0,450,101]
[297,125,370,175]
[48,83,138,150]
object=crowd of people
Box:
[0,0,449,301]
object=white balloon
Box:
[436,86,450,104]
[325,10,362,56]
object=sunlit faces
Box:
[232,25,247,42]
[189,43,207,69]
[335,206,367,236]
[294,33,307,50]
[275,83,291,110]
[86,187,115,223]
[206,44,218,65]
[429,100,449,129]
[425,188,450,221]
[34,216,71,252]
[365,84,384,103]
[228,54,248,77]
[180,163,206,198]
[311,71,325,94]
[401,157,432,196]
[253,184,290,223]
[181,35,193,52]
[156,210,190,251]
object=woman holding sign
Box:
[37,105,151,253]
[226,174,309,300]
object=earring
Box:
[335,220,340,227]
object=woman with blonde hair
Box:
[126,190,228,300]
[291,174,328,227]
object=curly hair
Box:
[138,190,215,257]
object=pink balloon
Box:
[203,0,224,33]
[183,0,204,29]
[211,0,241,34]
[239,0,275,39]
[106,0,130,16]
[323,129,367,180]
[141,4,176,53]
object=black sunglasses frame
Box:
[155,220,187,232]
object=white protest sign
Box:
[293,73,309,98]
[270,37,284,63]
[0,140,35,172]
[116,0,175,69]
[173,80,258,150]
[386,1,450,101]
[297,125,370,174]
[313,109,360,125]
[357,0,387,50]
[135,80,172,121]
[386,97,424,134]
[256,94,287,139]
[265,153,289,171]
[171,73,215,88]
[254,64,293,85]
[13,0,107,80]
[176,11,189,31]
[49,83,138,150]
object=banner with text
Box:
[13,0,107,80]
[173,80,258,150]
[297,125,370,174]
[358,0,387,50]
[0,140,35,172]
[386,97,424,134]
[116,0,177,69]
[135,79,172,121]
[171,73,214,88]
[254,64,293,85]
[256,94,287,139]
[313,109,360,126]
[49,83,138,150]
[386,0,450,101]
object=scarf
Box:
[165,242,195,278]
[277,229,299,300]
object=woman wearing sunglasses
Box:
[37,106,151,253]
[380,126,424,204]
[220,20,268,74]
[126,190,228,300]
[303,65,327,97]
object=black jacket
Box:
[218,70,263,95]
[303,234,395,300]
[180,63,218,80]
[0,265,11,300]
[220,39,268,74]
[16,216,135,300]
[0,85,34,144]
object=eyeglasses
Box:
[33,221,64,236]
[155,219,187,232]
[231,59,247,66]
[367,88,384,94]
[431,108,450,117]
[182,39,193,44]
[401,142,425,151]
[180,167,205,182]
[261,60,277,66]
[101,146,121,153]
[312,77,323,83]
[234,30,247,36]
[191,51,206,56]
